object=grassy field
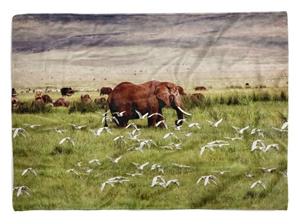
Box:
[12,89,288,210]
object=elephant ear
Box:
[155,84,171,107]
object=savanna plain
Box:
[12,88,288,210]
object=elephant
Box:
[107,80,191,127]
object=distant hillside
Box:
[12,13,288,88]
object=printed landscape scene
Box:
[12,12,288,210]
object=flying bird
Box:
[88,159,101,166]
[250,180,266,190]
[13,186,31,197]
[232,126,249,134]
[21,168,37,176]
[59,137,75,146]
[12,128,27,138]
[151,176,179,188]
[100,176,129,192]
[155,120,168,129]
[207,118,223,127]
[188,123,200,129]
[112,111,126,117]
[163,132,178,139]
[135,110,149,119]
[272,122,288,132]
[196,175,218,186]
[107,155,123,164]
[132,162,149,171]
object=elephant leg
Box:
[118,117,129,127]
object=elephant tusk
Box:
[177,106,192,116]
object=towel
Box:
[11,12,288,210]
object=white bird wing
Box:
[135,110,142,118]
[112,116,120,125]
[59,137,67,145]
[140,162,149,169]
[204,176,210,186]
[21,169,28,176]
[100,182,107,192]
[214,118,223,127]
[281,122,288,130]
[115,156,123,163]
[196,176,205,184]
[250,181,258,189]
[166,179,179,187]
[16,187,23,197]
[240,126,249,133]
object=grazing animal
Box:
[100,87,113,95]
[94,97,107,109]
[34,89,43,98]
[12,96,19,108]
[32,96,45,107]
[60,87,75,96]
[194,86,207,91]
[190,93,205,104]
[41,94,53,104]
[80,94,92,104]
[53,97,70,107]
[177,85,186,95]
[108,80,191,127]
[12,88,17,96]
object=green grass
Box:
[12,90,288,210]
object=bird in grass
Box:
[133,140,156,152]
[151,164,164,174]
[207,118,223,127]
[59,137,75,146]
[70,124,87,130]
[251,140,279,152]
[251,140,265,152]
[100,176,129,192]
[113,135,126,144]
[132,162,149,171]
[250,180,266,190]
[135,110,149,119]
[151,176,179,188]
[54,128,66,134]
[88,159,101,166]
[128,131,141,141]
[260,167,277,173]
[250,128,264,137]
[23,123,41,129]
[185,132,193,137]
[224,136,243,141]
[13,186,31,197]
[163,132,178,140]
[107,155,123,164]
[232,126,249,134]
[212,170,230,175]
[200,140,229,156]
[175,119,186,126]
[21,168,37,176]
[155,120,168,129]
[196,175,218,186]
[245,173,255,178]
[12,128,27,138]
[126,172,143,177]
[112,111,126,117]
[161,143,182,150]
[172,163,192,169]
[264,144,279,152]
[125,123,139,130]
[91,127,112,136]
[66,168,80,176]
[188,123,200,129]
[272,122,288,132]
